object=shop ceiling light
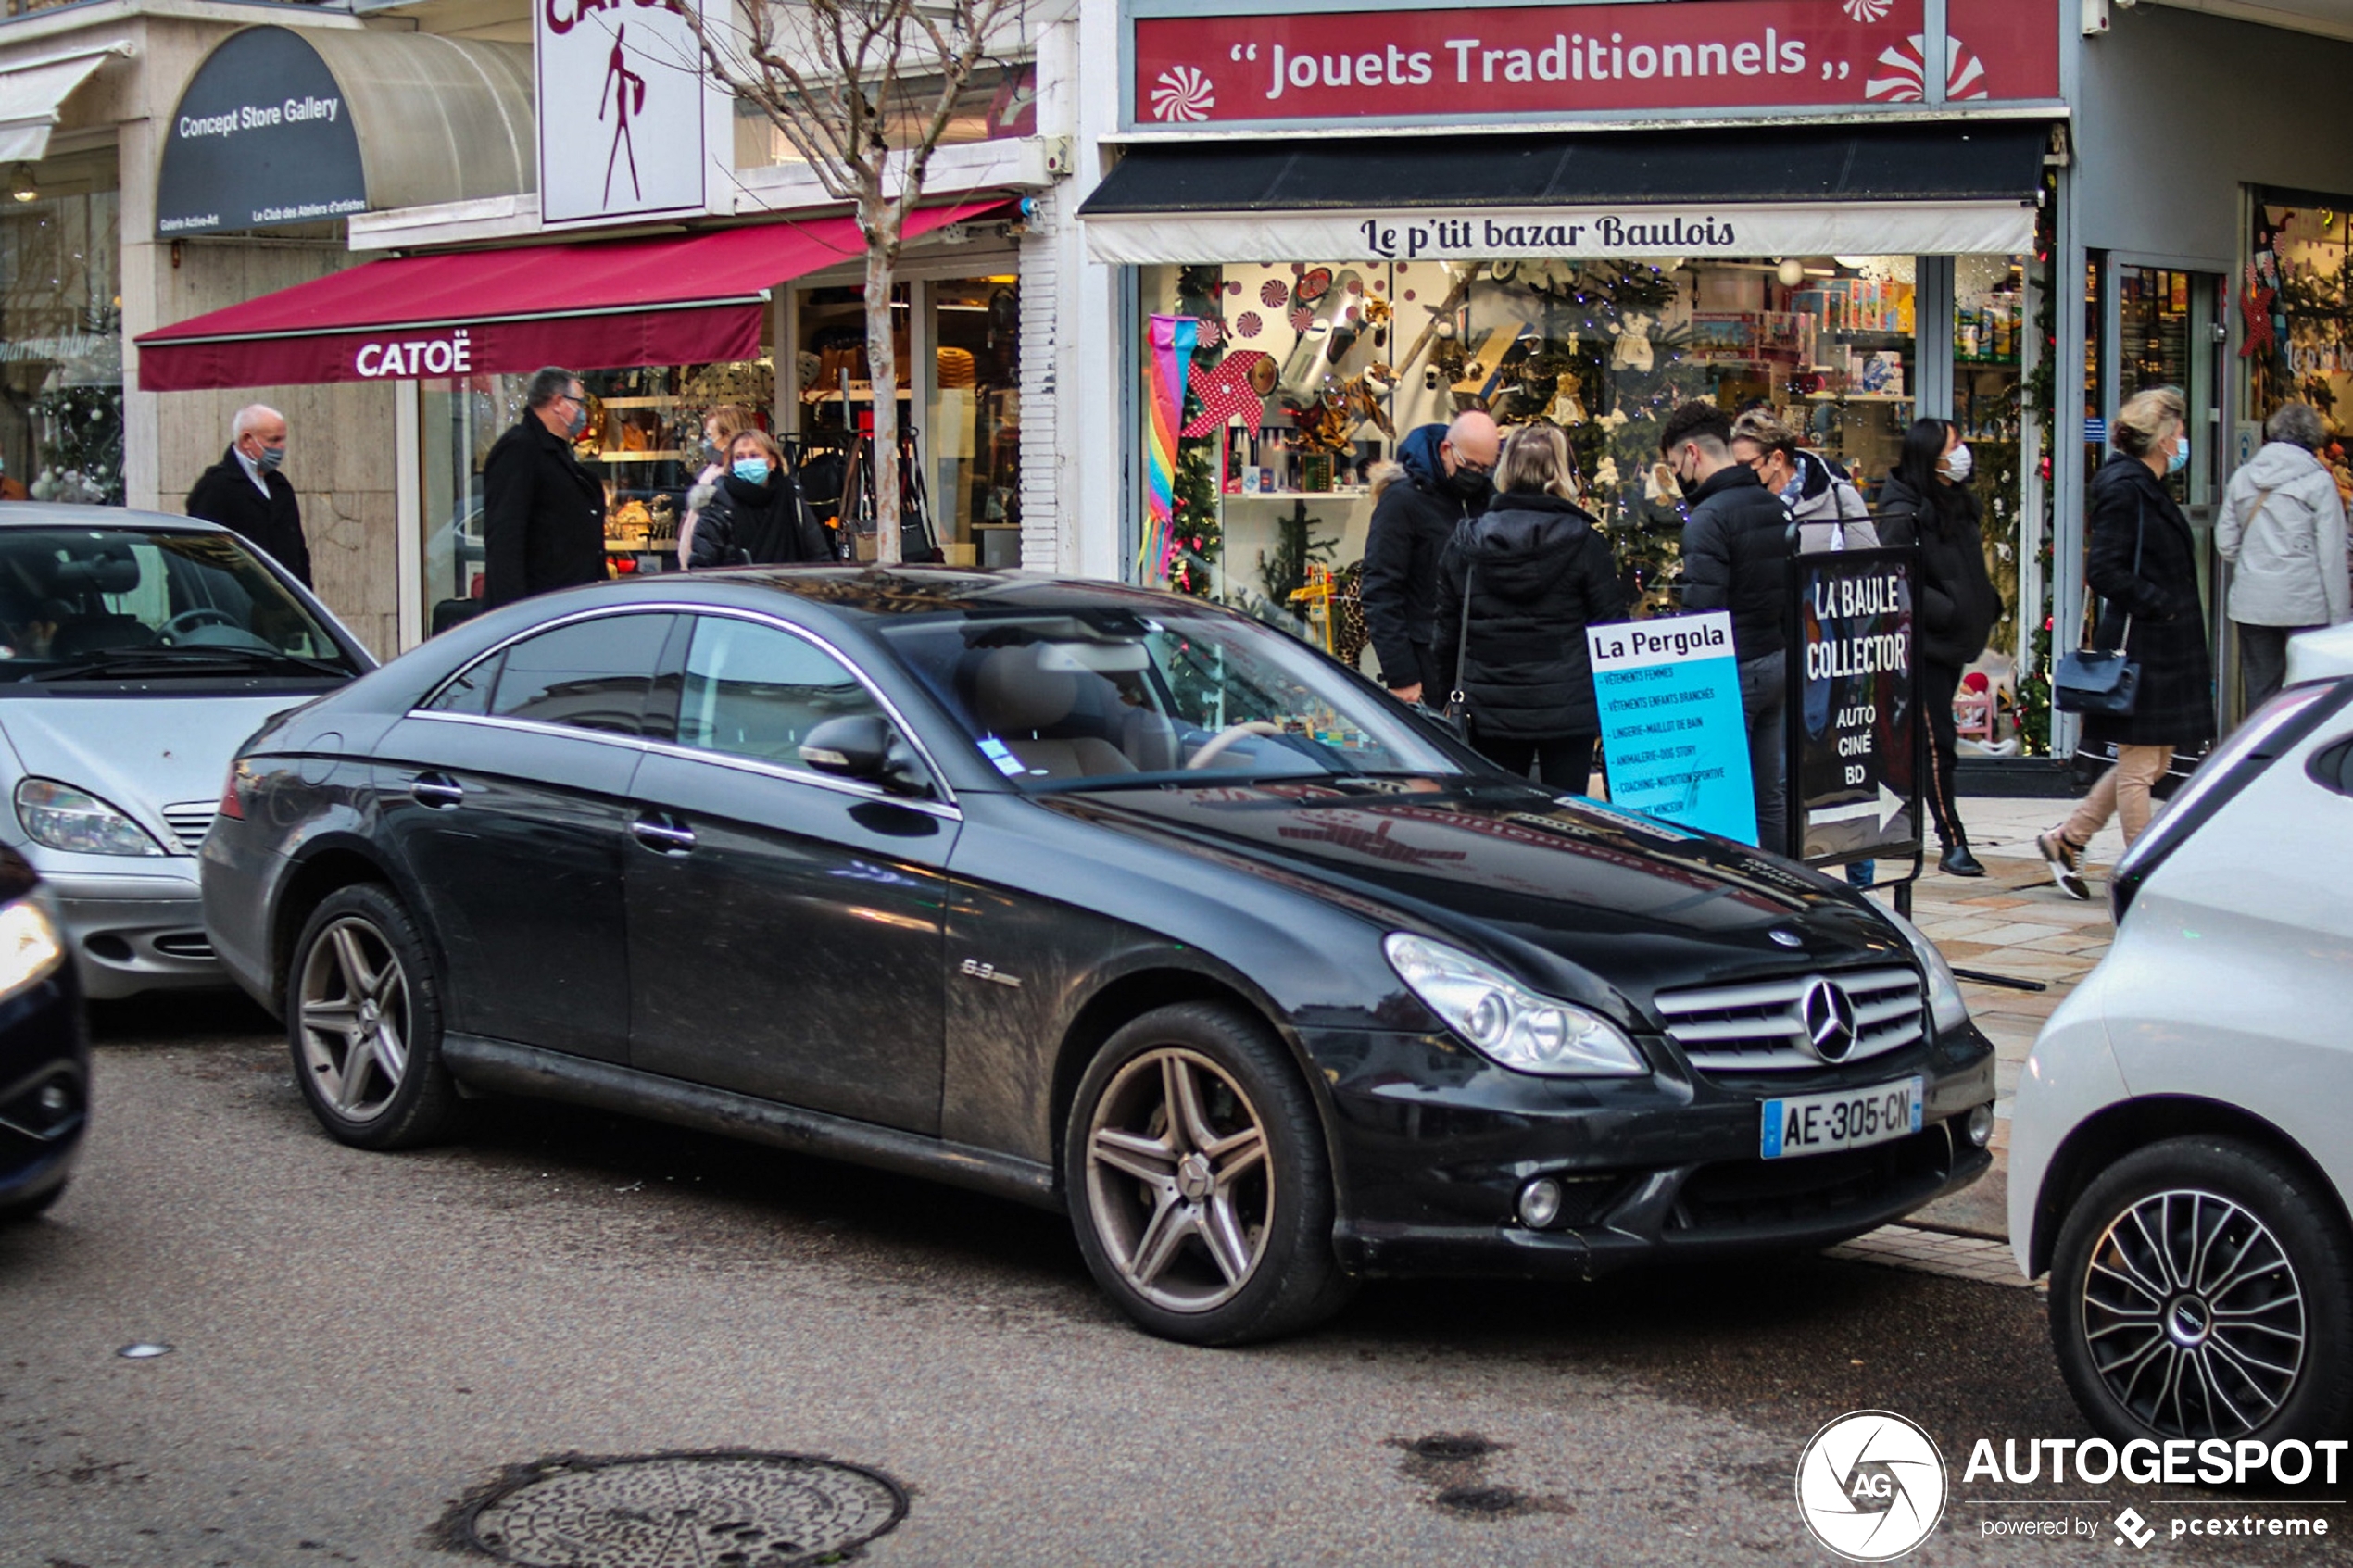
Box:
[8,165,36,204]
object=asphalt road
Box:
[4,997,2345,1568]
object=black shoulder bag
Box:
[1418,565,1475,740]
[2053,495,2145,717]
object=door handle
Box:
[410,772,464,809]
[631,811,696,854]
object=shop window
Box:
[0,150,122,505]
[2246,197,2353,497]
[1140,256,1923,657]
[419,358,774,619]
[928,277,1021,567]
[1953,254,2030,751]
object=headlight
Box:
[1383,933,1646,1076]
[15,778,165,857]
[1881,907,1969,1035]
[0,892,63,1001]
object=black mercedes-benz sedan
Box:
[200,568,1993,1343]
[0,844,86,1223]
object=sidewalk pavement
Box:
[1871,795,2124,1246]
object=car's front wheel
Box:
[1064,1002,1353,1345]
[286,884,458,1151]
[2050,1135,2353,1446]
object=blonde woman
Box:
[686,429,826,567]
[1431,423,1628,786]
[677,403,756,568]
[2038,387,2214,897]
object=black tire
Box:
[1063,1002,1354,1345]
[0,1175,68,1223]
[2050,1135,2353,1446]
[284,884,459,1151]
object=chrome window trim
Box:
[408,599,962,817]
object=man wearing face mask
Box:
[483,366,608,608]
[186,403,313,587]
[1362,410,1500,705]
[1661,400,1794,852]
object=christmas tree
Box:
[1167,264,1226,598]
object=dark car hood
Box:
[1041,779,1907,998]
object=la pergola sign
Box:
[1126,0,2061,130]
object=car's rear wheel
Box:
[286,884,457,1151]
[2051,1136,2353,1446]
[1064,1002,1353,1345]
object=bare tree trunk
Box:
[862,191,903,565]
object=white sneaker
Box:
[2036,829,2090,901]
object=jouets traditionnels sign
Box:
[1129,0,2060,129]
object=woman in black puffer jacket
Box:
[1879,417,2004,877]
[687,430,831,568]
[1432,422,1629,787]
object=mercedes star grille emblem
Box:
[1799,978,1860,1062]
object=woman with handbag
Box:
[1431,422,1628,788]
[1878,418,2005,878]
[2038,386,2216,898]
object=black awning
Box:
[1079,121,2050,216]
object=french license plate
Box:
[1759,1076,1924,1160]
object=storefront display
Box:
[0,150,123,506]
[2245,195,2353,505]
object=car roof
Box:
[0,502,232,534]
[663,565,1195,621]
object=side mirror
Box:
[799,713,931,797]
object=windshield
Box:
[0,528,357,680]
[879,602,1463,787]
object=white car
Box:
[2009,678,2353,1445]
[0,506,373,997]
[2286,621,2353,685]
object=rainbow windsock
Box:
[1140,313,1198,583]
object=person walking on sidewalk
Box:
[186,404,312,587]
[1662,400,1792,851]
[483,367,608,609]
[1432,422,1628,788]
[1879,418,2004,878]
[1362,412,1500,706]
[2216,399,2349,711]
[2038,387,2216,899]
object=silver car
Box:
[0,506,372,997]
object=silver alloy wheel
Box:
[296,916,411,1123]
[1083,1047,1273,1312]
[2082,1187,2308,1438]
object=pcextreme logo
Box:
[1795,1410,1948,1562]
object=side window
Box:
[426,652,501,715]
[676,616,887,767]
[488,614,674,734]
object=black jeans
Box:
[1472,726,1600,790]
[1737,651,1788,854]
[1919,659,1967,847]
[2238,622,2319,713]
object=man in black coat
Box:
[1662,400,1793,852]
[186,404,312,587]
[1361,412,1499,702]
[483,366,607,608]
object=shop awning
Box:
[1078,122,2052,265]
[135,203,1000,393]
[0,45,129,164]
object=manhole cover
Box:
[462,1450,906,1568]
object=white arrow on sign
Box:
[1810,782,1907,832]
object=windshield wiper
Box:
[19,646,353,683]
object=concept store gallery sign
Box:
[1130,0,2062,128]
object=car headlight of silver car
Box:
[1881,907,1970,1035]
[14,778,166,857]
[1384,933,1646,1076]
[0,890,64,1001]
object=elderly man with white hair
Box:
[186,402,311,587]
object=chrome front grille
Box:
[1654,966,1924,1072]
[160,803,217,855]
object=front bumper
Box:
[1309,1022,1997,1280]
[39,863,220,1000]
[0,970,87,1212]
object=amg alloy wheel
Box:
[1065,1003,1352,1345]
[286,884,458,1150]
[2052,1136,2353,1445]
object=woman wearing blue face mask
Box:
[2037,385,2215,897]
[686,429,829,568]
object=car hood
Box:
[0,695,315,845]
[1042,779,1908,996]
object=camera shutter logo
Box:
[1794,1410,1946,1561]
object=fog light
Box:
[1966,1103,1994,1148]
[1517,1177,1564,1229]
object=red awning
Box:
[135,204,1000,393]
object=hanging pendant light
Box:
[8,165,36,203]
